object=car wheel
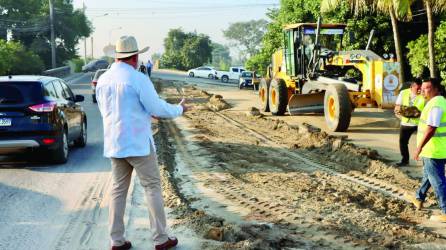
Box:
[239,84,243,89]
[51,130,68,164]
[74,119,87,147]
[222,75,229,83]
[189,72,194,77]
[92,94,97,103]
[208,74,215,79]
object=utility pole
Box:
[83,1,87,64]
[49,0,56,68]
[89,13,108,59]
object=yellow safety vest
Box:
[417,96,446,159]
[400,89,425,125]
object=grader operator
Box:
[258,19,401,132]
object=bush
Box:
[407,21,446,80]
[245,51,270,74]
[71,58,85,73]
[0,39,44,75]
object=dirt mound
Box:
[207,94,231,112]
[246,107,263,117]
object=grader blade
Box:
[287,92,325,115]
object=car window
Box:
[43,82,58,101]
[93,70,106,81]
[232,68,238,73]
[203,68,210,71]
[197,67,204,70]
[51,80,66,100]
[0,82,42,105]
[59,80,74,100]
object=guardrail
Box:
[42,66,71,78]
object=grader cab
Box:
[258,20,401,132]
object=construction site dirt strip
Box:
[153,78,446,249]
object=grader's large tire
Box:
[269,78,288,116]
[324,84,352,132]
[258,78,271,112]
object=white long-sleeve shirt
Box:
[96,62,183,158]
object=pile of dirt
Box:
[207,94,231,112]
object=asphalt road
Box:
[152,69,240,88]
[0,72,112,250]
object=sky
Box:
[72,0,280,62]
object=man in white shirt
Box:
[96,36,187,250]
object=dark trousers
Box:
[399,125,418,163]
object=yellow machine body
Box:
[259,22,402,131]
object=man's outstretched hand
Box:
[179,98,189,113]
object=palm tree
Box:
[423,0,446,78]
[321,0,413,84]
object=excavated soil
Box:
[151,79,446,249]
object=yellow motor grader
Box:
[258,19,401,132]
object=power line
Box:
[85,3,278,12]
[85,5,278,18]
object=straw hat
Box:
[115,36,149,59]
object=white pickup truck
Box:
[216,66,245,83]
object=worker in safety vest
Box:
[406,78,446,222]
[394,78,424,166]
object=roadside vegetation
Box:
[245,0,446,81]
[0,0,91,74]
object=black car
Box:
[0,75,87,164]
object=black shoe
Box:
[111,241,132,250]
[396,161,409,167]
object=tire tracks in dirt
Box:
[52,173,112,250]
[164,118,365,249]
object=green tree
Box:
[160,28,213,70]
[0,39,44,75]
[223,19,268,60]
[160,28,188,69]
[246,0,343,73]
[423,0,446,78]
[321,0,413,83]
[407,20,446,80]
[181,34,212,69]
[0,0,91,68]
[211,42,231,70]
